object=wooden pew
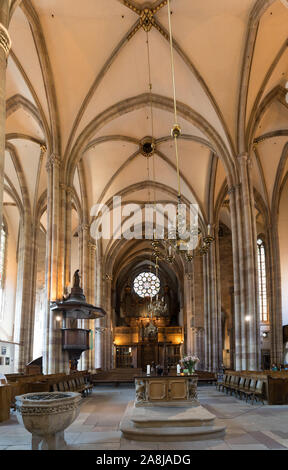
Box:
[0,384,12,422]
[0,371,93,423]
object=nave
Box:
[1,384,288,451]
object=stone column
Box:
[17,210,34,370]
[228,184,245,370]
[59,184,73,292]
[0,6,11,230]
[184,265,205,369]
[103,276,113,370]
[88,240,96,370]
[29,145,47,357]
[184,271,195,356]
[43,154,64,374]
[13,215,34,371]
[79,223,90,371]
[238,153,260,370]
[95,245,103,369]
[215,225,224,368]
[203,232,222,372]
[269,222,283,364]
[228,155,261,371]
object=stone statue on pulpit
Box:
[73,270,81,288]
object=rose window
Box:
[133,272,160,298]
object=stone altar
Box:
[120,375,226,441]
[135,375,198,406]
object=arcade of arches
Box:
[1,0,288,377]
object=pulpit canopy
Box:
[51,269,106,320]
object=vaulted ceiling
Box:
[4,0,288,269]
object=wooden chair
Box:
[236,376,246,398]
[251,379,264,404]
[228,375,240,395]
[238,377,251,401]
[244,378,257,403]
[223,374,232,393]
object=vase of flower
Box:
[180,355,199,375]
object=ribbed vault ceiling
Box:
[3,0,288,270]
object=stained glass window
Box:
[257,238,268,322]
[133,272,160,298]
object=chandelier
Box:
[149,0,215,264]
[152,221,215,264]
[148,295,168,317]
[147,257,168,317]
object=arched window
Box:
[133,272,160,298]
[257,238,268,322]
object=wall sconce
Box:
[245,315,251,322]
[56,316,62,322]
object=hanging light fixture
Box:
[147,256,168,317]
[150,0,215,264]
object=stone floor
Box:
[1,384,288,450]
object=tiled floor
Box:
[1,384,288,450]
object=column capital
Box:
[0,23,11,57]
[46,153,61,171]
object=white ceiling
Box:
[4,0,288,248]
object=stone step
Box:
[120,402,226,442]
[131,404,216,428]
[120,421,226,442]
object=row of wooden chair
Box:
[216,374,264,404]
[51,374,93,397]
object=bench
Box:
[91,368,143,386]
[195,371,217,383]
[0,384,12,422]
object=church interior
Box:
[1,0,288,451]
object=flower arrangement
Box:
[180,355,200,374]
